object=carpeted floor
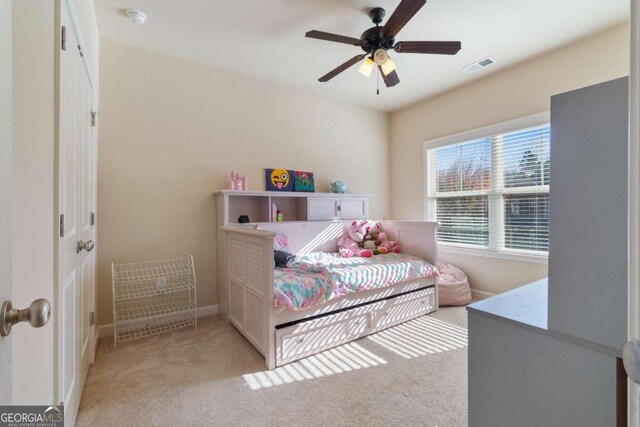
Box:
[76,307,468,427]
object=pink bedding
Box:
[274,252,438,312]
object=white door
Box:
[1,0,57,404]
[0,0,13,402]
[308,198,339,220]
[339,198,368,219]
[58,2,97,422]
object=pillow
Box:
[273,234,292,252]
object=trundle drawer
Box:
[373,287,436,330]
[277,313,369,364]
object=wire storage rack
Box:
[112,255,197,347]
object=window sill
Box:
[437,243,548,264]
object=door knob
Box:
[623,340,640,384]
[0,299,51,337]
[76,239,95,253]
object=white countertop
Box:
[468,278,548,330]
[467,277,621,357]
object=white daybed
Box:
[220,220,438,369]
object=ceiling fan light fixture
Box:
[305,2,461,89]
[373,48,389,66]
[358,57,375,77]
[380,57,397,76]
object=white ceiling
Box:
[95,0,629,112]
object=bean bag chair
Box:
[437,262,472,306]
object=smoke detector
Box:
[463,57,497,73]
[126,9,147,24]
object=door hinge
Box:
[89,312,96,326]
[90,212,95,226]
[59,214,65,237]
[91,112,99,127]
[61,26,66,51]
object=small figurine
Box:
[229,170,247,190]
[330,181,347,193]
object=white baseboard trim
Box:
[97,304,219,338]
[98,324,113,338]
[471,289,496,301]
[196,304,219,318]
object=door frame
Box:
[53,0,98,407]
[629,0,639,424]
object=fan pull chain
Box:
[376,69,379,95]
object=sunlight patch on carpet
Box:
[367,316,468,358]
[242,342,387,390]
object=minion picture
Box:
[265,168,295,192]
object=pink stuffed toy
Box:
[338,220,373,258]
[378,240,400,254]
[373,223,401,254]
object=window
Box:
[425,120,550,259]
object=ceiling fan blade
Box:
[381,0,427,38]
[319,55,366,82]
[306,30,362,46]
[394,41,461,55]
[379,66,400,87]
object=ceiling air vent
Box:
[463,57,497,73]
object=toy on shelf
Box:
[330,181,347,193]
[229,170,247,190]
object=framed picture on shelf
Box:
[294,171,315,192]
[265,168,295,192]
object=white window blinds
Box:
[426,124,550,255]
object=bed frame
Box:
[220,220,438,369]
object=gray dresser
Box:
[468,77,629,427]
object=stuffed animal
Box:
[378,240,400,254]
[373,223,401,254]
[274,250,295,268]
[357,220,400,255]
[338,220,373,258]
[360,223,380,251]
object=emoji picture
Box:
[265,168,295,192]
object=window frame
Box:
[423,112,550,264]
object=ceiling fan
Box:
[305,0,461,91]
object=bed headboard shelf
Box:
[214,190,371,224]
[215,190,373,198]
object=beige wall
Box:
[389,23,630,296]
[97,39,389,325]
